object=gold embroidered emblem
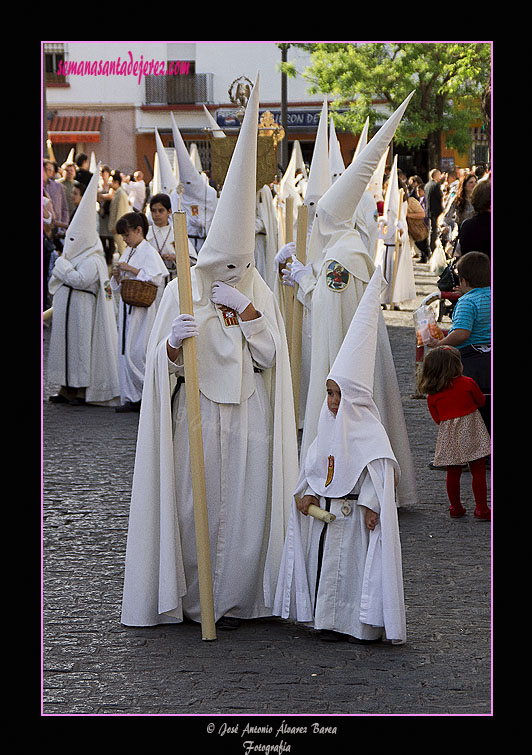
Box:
[325,455,335,487]
[219,305,239,327]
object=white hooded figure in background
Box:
[350,117,380,258]
[273,102,331,428]
[146,130,197,273]
[273,267,406,645]
[292,93,418,509]
[375,154,416,307]
[170,112,218,255]
[47,165,120,407]
[121,73,299,628]
[254,184,279,290]
[110,209,169,411]
[328,115,345,184]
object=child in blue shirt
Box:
[428,252,491,434]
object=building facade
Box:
[44,41,349,182]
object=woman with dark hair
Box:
[457,180,491,258]
[441,172,477,255]
[110,212,169,412]
[68,180,85,221]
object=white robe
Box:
[121,269,299,626]
[111,239,169,404]
[254,186,279,291]
[273,459,406,644]
[375,205,416,307]
[47,246,120,405]
[297,248,418,507]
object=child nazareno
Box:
[274,266,407,645]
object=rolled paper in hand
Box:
[308,503,336,523]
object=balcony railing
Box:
[145,72,213,105]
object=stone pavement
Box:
[41,261,492,725]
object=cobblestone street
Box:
[42,261,492,725]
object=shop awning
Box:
[48,115,102,143]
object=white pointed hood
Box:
[171,112,212,194]
[202,105,226,138]
[305,93,413,275]
[170,111,218,230]
[328,115,345,183]
[304,266,398,498]
[279,140,299,200]
[189,142,203,172]
[366,146,389,204]
[350,116,369,164]
[193,72,260,294]
[381,154,400,244]
[317,91,414,225]
[155,129,179,194]
[304,100,331,230]
[62,165,102,261]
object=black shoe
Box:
[347,635,382,645]
[319,629,345,642]
[49,393,69,404]
[68,397,86,406]
[115,401,141,413]
[216,616,240,630]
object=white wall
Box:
[47,41,321,109]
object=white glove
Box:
[211,280,251,314]
[281,259,312,287]
[168,313,199,349]
[52,255,73,278]
[274,242,296,268]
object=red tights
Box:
[446,458,490,519]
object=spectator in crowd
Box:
[43,159,70,235]
[108,170,131,257]
[424,169,444,252]
[123,170,147,212]
[75,153,93,188]
[457,180,491,258]
[59,162,78,217]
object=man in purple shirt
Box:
[43,160,70,232]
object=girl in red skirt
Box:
[419,346,491,520]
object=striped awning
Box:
[48,115,102,143]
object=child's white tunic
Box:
[111,239,168,403]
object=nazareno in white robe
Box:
[273,455,407,644]
[120,267,299,626]
[47,241,120,405]
[111,238,169,404]
[296,222,418,508]
[273,313,406,643]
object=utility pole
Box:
[277,43,291,173]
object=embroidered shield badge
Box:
[325,262,349,291]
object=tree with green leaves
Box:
[282,42,491,170]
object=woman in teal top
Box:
[428,252,491,434]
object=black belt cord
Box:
[314,494,359,604]
[63,285,96,388]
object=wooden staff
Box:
[390,188,404,306]
[280,196,295,342]
[289,204,308,428]
[173,211,216,642]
